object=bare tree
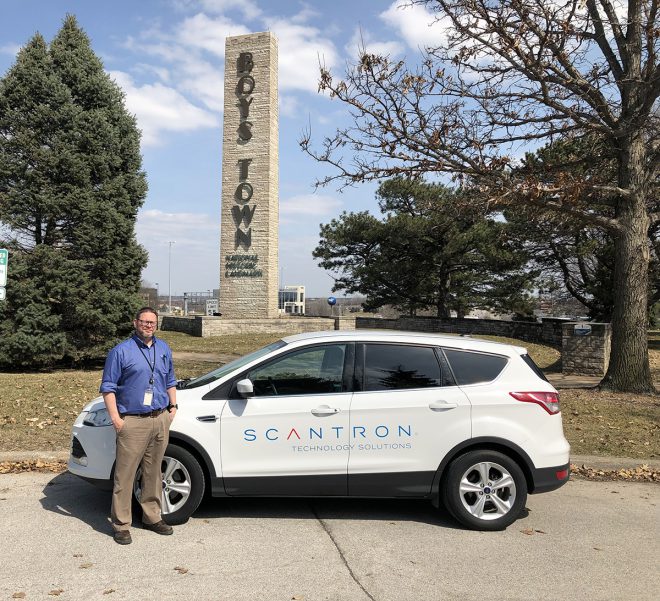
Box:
[301,0,659,393]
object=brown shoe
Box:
[142,520,173,535]
[113,530,132,545]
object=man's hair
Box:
[135,306,158,320]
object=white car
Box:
[68,330,570,531]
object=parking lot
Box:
[0,472,658,601]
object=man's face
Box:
[133,312,158,339]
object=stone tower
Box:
[219,32,279,318]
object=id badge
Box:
[143,387,153,407]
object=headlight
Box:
[82,408,113,427]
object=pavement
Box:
[0,471,658,601]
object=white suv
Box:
[68,330,570,531]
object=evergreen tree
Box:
[0,16,148,367]
[314,178,534,317]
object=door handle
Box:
[428,401,458,411]
[196,415,220,422]
[311,405,340,416]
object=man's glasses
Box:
[136,320,157,327]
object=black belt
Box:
[120,408,166,418]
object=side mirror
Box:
[236,378,254,398]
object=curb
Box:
[0,450,658,471]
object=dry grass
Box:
[0,331,657,458]
[474,335,562,370]
[156,330,285,355]
[561,389,659,458]
[0,370,101,452]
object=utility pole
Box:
[168,241,175,314]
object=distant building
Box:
[139,287,158,308]
[279,285,305,315]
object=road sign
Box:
[574,323,592,336]
[0,287,5,301]
[0,249,7,287]
[327,296,337,306]
[206,299,219,315]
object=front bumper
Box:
[67,411,116,483]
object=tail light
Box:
[509,391,560,415]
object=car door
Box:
[220,343,353,496]
[348,342,471,497]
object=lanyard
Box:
[135,338,156,386]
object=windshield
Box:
[181,340,288,389]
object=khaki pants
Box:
[111,410,170,532]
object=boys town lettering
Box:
[227,51,261,278]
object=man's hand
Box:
[103,392,124,432]
[168,407,177,422]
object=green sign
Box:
[0,249,7,287]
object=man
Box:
[100,307,178,545]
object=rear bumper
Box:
[530,462,570,494]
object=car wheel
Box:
[442,450,527,531]
[133,444,205,525]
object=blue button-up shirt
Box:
[100,335,177,414]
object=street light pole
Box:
[168,241,175,314]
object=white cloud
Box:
[178,13,251,58]
[279,94,300,118]
[138,209,220,293]
[137,210,219,253]
[176,56,226,112]
[345,28,404,60]
[0,43,21,57]
[380,0,450,50]
[280,194,342,217]
[265,17,339,93]
[134,63,171,83]
[138,209,218,240]
[198,0,262,20]
[109,70,218,146]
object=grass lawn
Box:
[0,331,657,459]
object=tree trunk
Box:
[601,133,655,393]
[436,270,451,317]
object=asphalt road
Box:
[0,472,658,601]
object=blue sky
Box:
[0,0,445,297]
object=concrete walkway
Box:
[546,373,603,389]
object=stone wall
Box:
[356,316,566,347]
[561,322,611,376]
[161,316,356,337]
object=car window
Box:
[183,340,287,389]
[443,349,508,385]
[521,353,549,382]
[247,344,347,396]
[363,344,443,391]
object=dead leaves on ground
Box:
[520,528,547,535]
[0,460,67,474]
[570,463,660,482]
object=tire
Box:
[133,444,205,525]
[442,450,527,531]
